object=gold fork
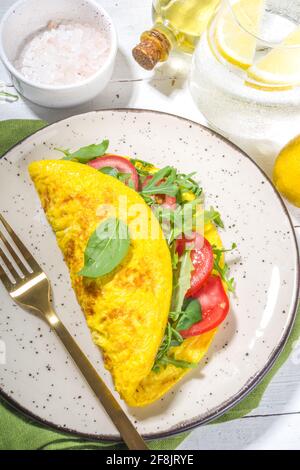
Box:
[0,213,148,450]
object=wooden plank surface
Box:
[0,0,300,451]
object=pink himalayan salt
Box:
[15,21,110,86]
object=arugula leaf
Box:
[141,166,178,197]
[117,172,135,189]
[153,248,200,372]
[212,243,237,293]
[154,198,203,245]
[152,322,196,373]
[153,356,197,372]
[171,250,194,312]
[78,217,130,278]
[130,157,152,167]
[99,166,119,177]
[55,139,109,163]
[175,172,203,199]
[99,167,135,189]
[176,299,202,331]
[204,207,224,228]
[170,242,179,270]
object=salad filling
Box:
[56,139,236,372]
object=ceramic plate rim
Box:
[0,108,299,442]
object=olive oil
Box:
[133,0,220,70]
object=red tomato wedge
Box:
[87,155,139,191]
[142,175,177,209]
[176,233,214,297]
[180,275,230,338]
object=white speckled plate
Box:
[0,109,299,441]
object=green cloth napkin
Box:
[0,119,299,450]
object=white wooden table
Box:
[1,0,300,450]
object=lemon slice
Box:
[215,0,265,69]
[247,27,300,87]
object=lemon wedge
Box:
[247,27,300,87]
[215,0,265,69]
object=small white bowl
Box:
[0,0,117,108]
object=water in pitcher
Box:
[190,0,300,158]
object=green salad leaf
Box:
[175,172,203,200]
[99,167,135,189]
[153,249,200,372]
[141,166,178,198]
[154,198,202,245]
[171,250,194,312]
[56,139,109,163]
[204,207,224,228]
[176,299,202,331]
[99,166,119,177]
[78,217,130,278]
[153,356,197,371]
[212,243,237,293]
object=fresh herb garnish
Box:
[141,166,178,198]
[154,198,202,245]
[171,250,194,312]
[170,241,179,270]
[212,243,237,293]
[117,172,135,189]
[153,250,199,372]
[99,166,119,177]
[175,298,202,331]
[204,207,224,228]
[78,217,130,278]
[99,167,134,189]
[153,355,197,372]
[56,139,109,163]
[152,321,197,373]
[175,172,203,200]
[130,157,152,167]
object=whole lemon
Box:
[273,136,300,207]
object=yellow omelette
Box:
[29,159,223,407]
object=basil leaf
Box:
[171,250,194,312]
[56,139,109,163]
[176,299,202,331]
[78,217,130,278]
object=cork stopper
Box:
[132,29,171,70]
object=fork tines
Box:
[0,213,40,289]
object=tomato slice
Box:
[88,155,139,191]
[176,233,214,297]
[142,175,177,209]
[180,275,230,338]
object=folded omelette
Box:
[29,159,224,407]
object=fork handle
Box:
[43,307,148,450]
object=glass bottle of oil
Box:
[132,0,220,70]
